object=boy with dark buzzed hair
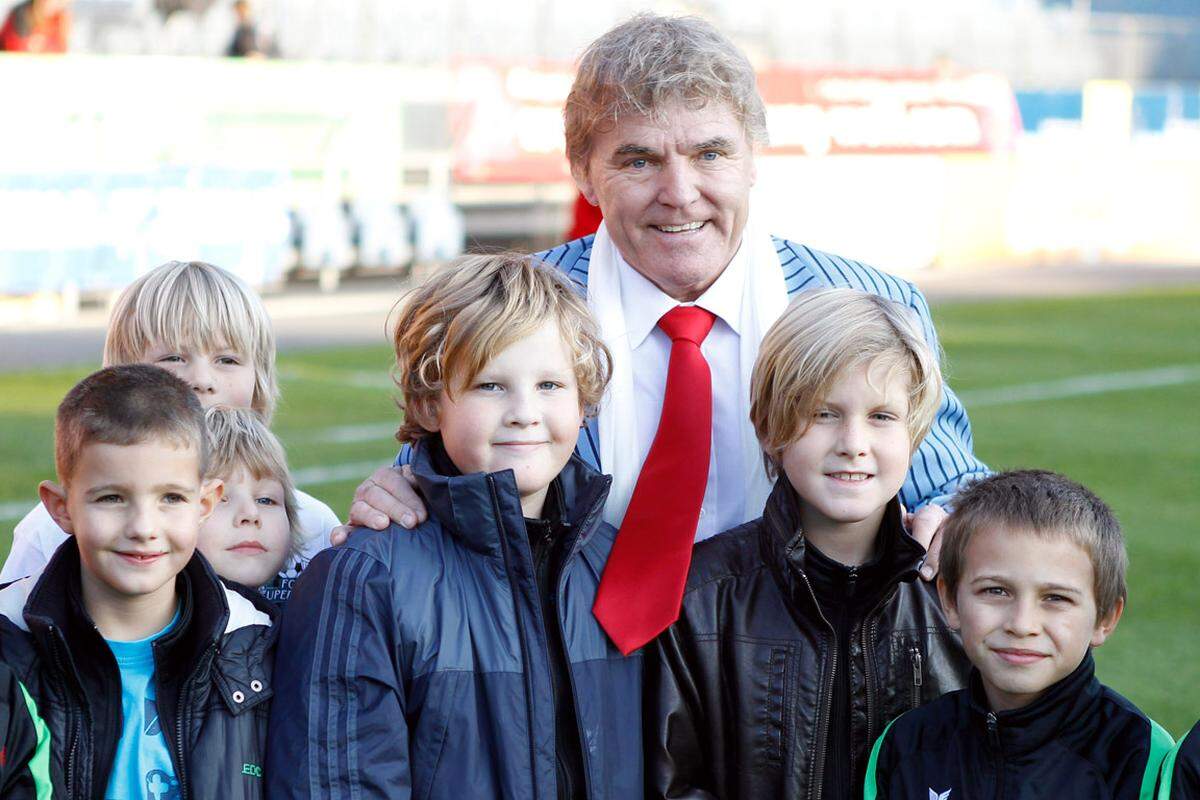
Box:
[865,469,1174,800]
[0,364,276,799]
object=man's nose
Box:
[656,158,701,208]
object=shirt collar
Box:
[615,239,748,348]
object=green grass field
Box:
[1,287,1197,735]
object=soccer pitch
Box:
[1,287,1197,735]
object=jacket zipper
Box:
[49,629,82,797]
[986,711,1003,800]
[909,646,923,709]
[861,618,879,756]
[554,479,611,800]
[792,566,836,800]
[486,475,545,800]
[172,641,216,800]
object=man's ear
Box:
[937,576,961,631]
[39,480,74,535]
[1091,595,1125,648]
[571,163,599,207]
[198,479,223,524]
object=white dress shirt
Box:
[616,244,756,542]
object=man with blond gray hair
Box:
[346,13,988,657]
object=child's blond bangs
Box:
[204,406,302,556]
[103,261,278,421]
[392,254,612,445]
[750,288,943,474]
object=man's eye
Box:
[699,150,720,161]
[628,158,648,169]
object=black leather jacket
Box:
[0,539,277,800]
[645,480,970,800]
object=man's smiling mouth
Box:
[653,221,706,233]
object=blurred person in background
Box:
[0,0,69,53]
[227,0,264,58]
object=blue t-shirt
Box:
[104,607,182,800]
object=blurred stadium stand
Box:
[2,0,1199,311]
[3,0,1193,83]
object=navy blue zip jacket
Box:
[266,439,643,799]
[1156,720,1200,799]
[864,652,1174,799]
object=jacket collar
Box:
[965,650,1102,755]
[760,478,925,598]
[410,435,612,556]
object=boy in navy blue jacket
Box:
[267,254,641,799]
[1157,720,1200,799]
[865,470,1174,799]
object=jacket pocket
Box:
[753,644,791,771]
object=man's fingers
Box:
[920,528,943,581]
[348,498,392,530]
[909,503,948,581]
[329,524,352,546]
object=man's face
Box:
[575,101,757,302]
[199,466,291,589]
[433,320,584,519]
[940,526,1122,713]
[47,440,217,610]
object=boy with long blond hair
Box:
[2,261,337,603]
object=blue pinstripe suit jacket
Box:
[533,234,989,510]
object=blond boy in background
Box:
[1,261,337,603]
[200,406,301,602]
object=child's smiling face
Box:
[42,439,219,627]
[777,359,913,563]
[939,525,1123,712]
[141,340,256,411]
[432,320,584,519]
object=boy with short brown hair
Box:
[865,469,1174,800]
[0,364,275,799]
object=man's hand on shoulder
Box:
[904,503,948,581]
[329,464,429,546]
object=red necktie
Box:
[593,305,716,655]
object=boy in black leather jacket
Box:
[865,470,1174,799]
[645,288,970,800]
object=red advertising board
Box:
[450,62,1020,184]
